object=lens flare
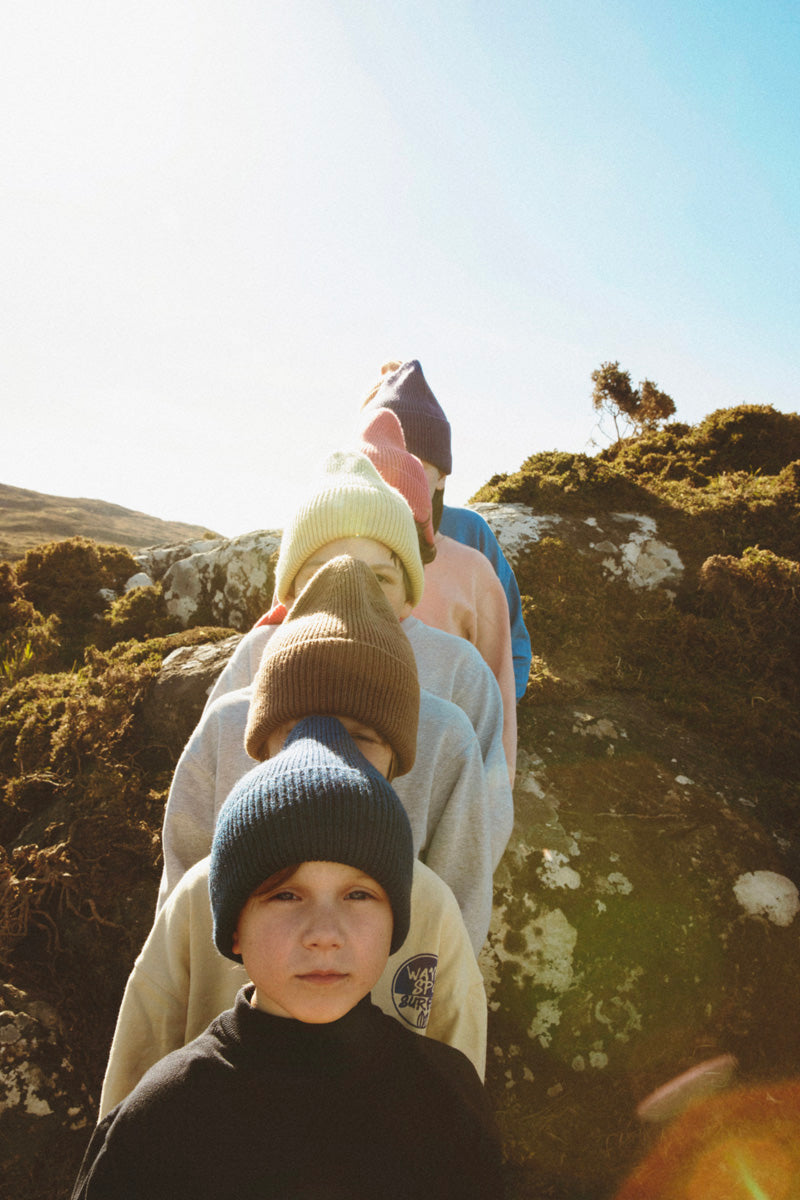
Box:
[614,1080,800,1200]
[687,1136,793,1200]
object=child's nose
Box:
[302,903,344,948]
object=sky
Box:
[2,0,798,538]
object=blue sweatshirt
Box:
[440,504,531,699]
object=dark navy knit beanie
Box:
[209,715,414,962]
[363,359,452,476]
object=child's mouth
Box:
[297,971,348,984]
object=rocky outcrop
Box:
[471,503,684,592]
[0,983,92,1170]
[132,536,229,581]
[131,529,282,631]
[118,503,797,1195]
[5,497,796,1200]
[481,695,800,1196]
[124,505,683,633]
[141,635,243,760]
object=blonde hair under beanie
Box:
[274,451,424,608]
[245,556,420,776]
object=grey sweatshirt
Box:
[157,686,496,953]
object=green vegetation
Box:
[475,405,800,777]
[591,360,676,442]
[1,534,238,1199]
[475,405,800,572]
[516,536,799,775]
[0,538,234,1033]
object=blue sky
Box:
[2,0,798,537]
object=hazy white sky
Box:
[2,0,798,537]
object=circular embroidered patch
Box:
[391,953,438,1029]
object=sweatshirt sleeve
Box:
[156,746,216,913]
[406,862,488,1081]
[445,650,514,867]
[414,537,517,784]
[204,625,275,708]
[98,891,193,1119]
[99,861,246,1119]
[468,558,517,784]
[156,692,257,912]
[417,722,494,955]
[441,504,532,701]
[71,1111,126,1199]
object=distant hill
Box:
[0,481,219,562]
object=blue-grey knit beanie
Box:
[362,359,452,476]
[209,715,414,962]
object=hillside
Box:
[473,404,800,575]
[0,482,219,562]
[1,403,799,1200]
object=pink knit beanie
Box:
[358,410,435,547]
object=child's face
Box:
[419,458,446,502]
[265,714,396,780]
[291,538,412,619]
[232,860,393,1023]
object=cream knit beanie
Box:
[274,450,424,607]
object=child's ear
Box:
[231,927,241,957]
[398,598,414,620]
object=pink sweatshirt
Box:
[413,534,516,781]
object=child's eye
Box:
[346,888,377,901]
[268,890,301,902]
[353,732,379,746]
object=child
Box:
[358,360,518,750]
[362,357,532,701]
[100,815,487,1117]
[100,570,490,1116]
[158,556,496,950]
[76,718,505,1199]
[206,446,515,788]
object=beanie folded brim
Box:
[245,636,419,775]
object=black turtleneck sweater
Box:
[73,986,504,1199]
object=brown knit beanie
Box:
[274,450,424,608]
[245,555,420,776]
